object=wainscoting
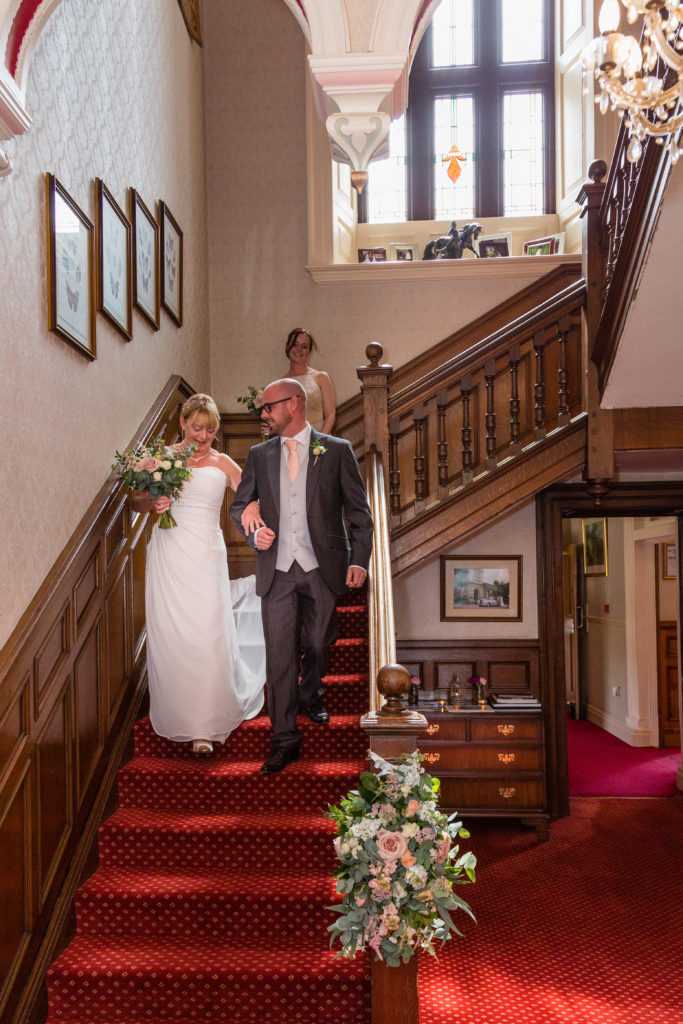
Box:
[0,377,192,1024]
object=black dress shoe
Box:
[261,746,300,774]
[305,705,330,725]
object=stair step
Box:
[327,638,368,674]
[98,806,343,870]
[116,754,366,814]
[134,713,367,761]
[47,933,369,1023]
[75,865,338,938]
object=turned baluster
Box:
[533,329,547,441]
[436,390,449,498]
[388,418,402,523]
[557,315,571,426]
[484,359,497,470]
[508,344,521,456]
[413,404,427,513]
[460,375,473,484]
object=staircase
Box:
[45,596,372,1024]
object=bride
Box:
[133,393,264,754]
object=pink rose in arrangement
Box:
[401,850,416,868]
[133,456,160,473]
[405,799,420,817]
[376,829,408,862]
[434,835,451,863]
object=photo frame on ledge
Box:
[46,172,96,360]
[523,232,565,256]
[130,188,159,330]
[96,178,132,340]
[159,200,183,326]
[582,517,608,577]
[389,242,418,262]
[477,233,512,258]
[440,556,522,622]
[358,247,386,263]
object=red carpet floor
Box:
[46,600,683,1024]
[567,716,681,796]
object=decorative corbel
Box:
[325,111,390,193]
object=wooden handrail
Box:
[365,446,397,715]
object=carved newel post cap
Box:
[365,342,384,366]
[377,663,411,716]
[588,159,607,184]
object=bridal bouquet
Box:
[326,751,476,966]
[112,437,196,529]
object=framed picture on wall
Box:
[130,188,160,330]
[96,178,132,340]
[440,556,522,622]
[663,541,677,580]
[582,517,608,576]
[159,200,183,326]
[46,172,96,360]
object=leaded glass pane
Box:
[432,0,474,68]
[502,91,545,215]
[501,0,544,63]
[366,115,407,223]
[433,95,475,219]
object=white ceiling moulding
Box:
[0,0,64,173]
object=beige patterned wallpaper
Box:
[0,0,210,647]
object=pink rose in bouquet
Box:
[376,829,408,862]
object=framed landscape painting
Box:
[96,178,132,340]
[440,556,522,621]
[46,173,96,360]
[130,188,159,330]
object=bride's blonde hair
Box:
[180,393,220,430]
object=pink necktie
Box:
[285,439,300,481]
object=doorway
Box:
[536,483,683,817]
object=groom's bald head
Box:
[260,378,307,436]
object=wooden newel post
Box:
[372,954,419,1024]
[577,158,614,505]
[357,342,393,471]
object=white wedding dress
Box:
[145,465,265,743]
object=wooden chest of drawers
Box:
[419,711,549,840]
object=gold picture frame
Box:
[582,518,608,577]
[440,556,522,622]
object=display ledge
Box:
[307,252,581,284]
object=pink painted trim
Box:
[294,0,308,24]
[5,0,43,77]
[410,0,433,46]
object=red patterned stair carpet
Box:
[46,596,372,1024]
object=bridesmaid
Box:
[284,327,336,433]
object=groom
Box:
[230,378,373,774]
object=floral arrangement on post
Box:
[112,437,195,529]
[326,751,476,966]
[236,385,264,415]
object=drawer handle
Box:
[499,786,516,799]
[423,752,441,764]
[426,723,440,735]
[497,724,515,736]
[498,752,516,764]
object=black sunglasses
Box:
[259,395,298,414]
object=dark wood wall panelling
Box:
[218,414,263,579]
[396,639,540,699]
[0,376,193,1024]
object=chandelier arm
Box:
[648,13,683,74]
[630,111,683,136]
[600,76,681,112]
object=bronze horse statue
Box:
[422,221,483,260]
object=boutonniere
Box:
[311,440,327,466]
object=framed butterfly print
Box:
[96,179,132,340]
[130,188,159,330]
[46,173,96,360]
[159,201,183,326]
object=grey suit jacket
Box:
[230,430,373,597]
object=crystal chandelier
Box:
[581,0,683,164]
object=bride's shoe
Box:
[192,739,213,754]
